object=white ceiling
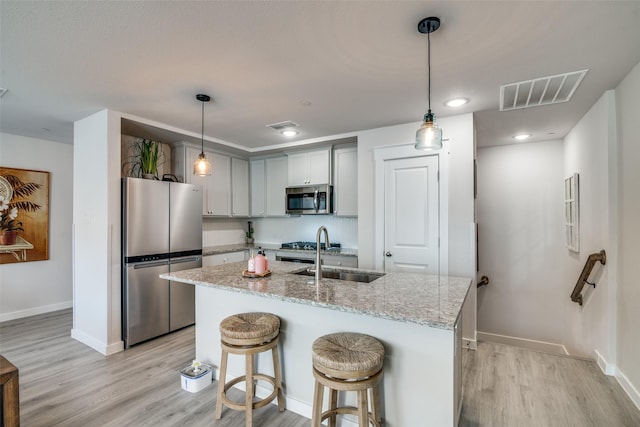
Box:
[2,1,639,151]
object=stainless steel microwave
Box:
[285,184,333,215]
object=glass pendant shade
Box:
[193,153,212,176]
[415,111,443,151]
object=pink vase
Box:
[0,231,18,245]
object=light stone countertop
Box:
[161,260,471,330]
[202,243,358,257]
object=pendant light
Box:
[193,94,212,176]
[415,17,443,151]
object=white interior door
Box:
[384,155,439,273]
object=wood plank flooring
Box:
[460,340,640,427]
[1,309,639,426]
[0,309,305,427]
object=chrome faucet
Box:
[315,226,330,284]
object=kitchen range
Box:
[275,241,358,268]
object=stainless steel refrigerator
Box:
[122,178,202,348]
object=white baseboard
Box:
[594,349,616,376]
[477,331,569,356]
[0,300,72,323]
[463,338,477,350]
[616,367,640,411]
[71,328,124,356]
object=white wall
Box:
[563,91,615,361]
[0,133,74,321]
[202,216,358,249]
[357,114,475,273]
[252,216,358,249]
[476,140,570,349]
[71,110,123,355]
[357,114,477,343]
[615,61,640,406]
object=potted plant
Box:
[0,204,23,245]
[123,138,166,179]
[246,221,254,245]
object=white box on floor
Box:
[180,363,212,393]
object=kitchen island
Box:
[161,261,471,426]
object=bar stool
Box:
[215,312,285,427]
[311,332,384,427]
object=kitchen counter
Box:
[162,262,470,426]
[162,260,468,330]
[202,243,358,258]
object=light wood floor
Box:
[460,339,640,427]
[1,309,639,426]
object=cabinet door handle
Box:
[385,251,392,257]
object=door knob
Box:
[385,251,392,257]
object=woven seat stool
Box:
[215,312,284,427]
[311,332,384,427]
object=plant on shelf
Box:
[123,138,166,179]
[246,221,254,244]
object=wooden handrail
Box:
[570,250,606,305]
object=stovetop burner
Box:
[280,241,341,251]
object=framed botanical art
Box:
[564,173,579,252]
[0,167,50,264]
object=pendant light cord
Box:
[427,29,431,113]
[200,100,205,155]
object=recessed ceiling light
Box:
[281,129,299,137]
[445,98,469,108]
[513,133,532,141]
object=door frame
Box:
[373,142,449,275]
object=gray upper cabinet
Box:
[250,159,266,216]
[333,146,358,216]
[265,156,288,216]
[249,156,288,217]
[231,158,249,217]
[173,143,240,217]
[287,148,331,186]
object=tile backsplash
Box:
[202,216,358,249]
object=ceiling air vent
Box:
[500,69,588,111]
[266,121,299,131]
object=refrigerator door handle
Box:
[133,260,169,269]
[170,256,201,265]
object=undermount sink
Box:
[293,268,385,283]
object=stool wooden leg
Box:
[271,345,285,412]
[328,388,338,427]
[371,382,382,426]
[215,348,229,420]
[246,353,254,427]
[311,380,324,427]
[358,389,368,427]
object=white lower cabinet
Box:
[203,251,246,267]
